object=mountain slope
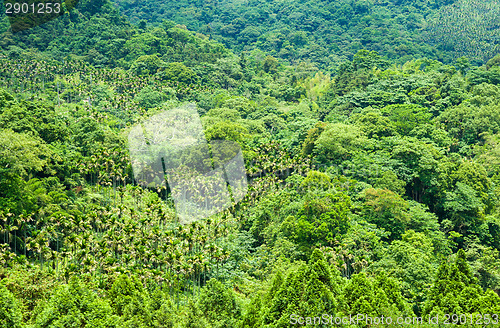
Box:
[111,0,499,69]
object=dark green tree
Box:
[0,284,22,328]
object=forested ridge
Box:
[0,0,500,327]
[112,0,500,69]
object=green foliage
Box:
[362,188,410,240]
[350,109,395,138]
[380,104,432,135]
[299,170,331,192]
[342,271,405,322]
[150,296,177,328]
[0,284,22,328]
[78,0,107,15]
[131,55,166,76]
[423,249,500,317]
[389,136,443,204]
[373,171,406,195]
[182,300,208,328]
[301,122,326,157]
[0,129,53,214]
[315,123,369,164]
[198,279,240,328]
[70,116,106,156]
[108,275,149,323]
[0,266,58,323]
[0,129,50,177]
[425,0,500,62]
[240,294,262,328]
[0,96,68,143]
[281,192,351,254]
[134,86,174,109]
[261,251,337,327]
[374,230,438,311]
[34,278,117,328]
[263,56,279,74]
[111,0,490,68]
[439,103,500,145]
[1,3,500,328]
[159,62,198,84]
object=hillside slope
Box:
[111,0,500,69]
[1,1,500,326]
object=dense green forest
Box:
[111,0,500,69]
[0,0,500,327]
